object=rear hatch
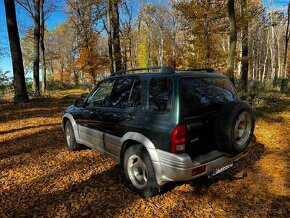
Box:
[181,76,238,158]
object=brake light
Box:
[171,125,186,153]
[191,165,206,176]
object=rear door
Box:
[138,77,176,152]
[102,77,142,157]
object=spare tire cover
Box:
[214,101,255,155]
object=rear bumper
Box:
[155,149,246,183]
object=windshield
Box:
[182,77,238,116]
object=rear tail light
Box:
[191,165,206,176]
[171,125,186,153]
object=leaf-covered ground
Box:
[0,90,289,217]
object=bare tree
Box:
[4,0,29,103]
[17,0,55,94]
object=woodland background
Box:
[0,0,289,102]
[0,1,289,217]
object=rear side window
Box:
[128,79,142,108]
[149,78,172,112]
[110,78,142,108]
[182,77,237,116]
[111,78,134,107]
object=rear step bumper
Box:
[155,149,248,184]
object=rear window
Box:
[182,77,237,116]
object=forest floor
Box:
[0,89,289,217]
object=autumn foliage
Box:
[0,90,289,217]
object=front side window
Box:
[87,80,114,107]
[149,78,172,112]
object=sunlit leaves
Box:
[0,90,289,216]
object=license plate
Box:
[211,162,233,177]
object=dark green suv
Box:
[62,67,255,197]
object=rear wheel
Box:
[65,121,84,151]
[215,101,255,155]
[123,144,160,197]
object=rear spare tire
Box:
[214,101,255,155]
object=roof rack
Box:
[110,66,175,76]
[177,68,218,73]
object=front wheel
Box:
[65,121,84,151]
[123,144,160,197]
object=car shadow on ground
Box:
[1,164,138,217]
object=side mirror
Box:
[74,99,84,107]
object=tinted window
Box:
[128,79,142,108]
[149,78,172,112]
[111,78,134,107]
[182,77,237,116]
[87,80,114,107]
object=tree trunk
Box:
[205,28,210,68]
[4,0,29,103]
[262,32,269,83]
[106,0,114,73]
[147,31,151,68]
[276,32,281,78]
[123,44,127,70]
[40,0,46,94]
[284,2,290,78]
[33,0,40,96]
[227,0,237,85]
[159,27,164,66]
[61,62,64,85]
[269,0,276,80]
[111,0,122,71]
[129,34,134,69]
[240,0,249,93]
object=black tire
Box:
[123,144,160,198]
[214,101,255,155]
[64,121,84,151]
